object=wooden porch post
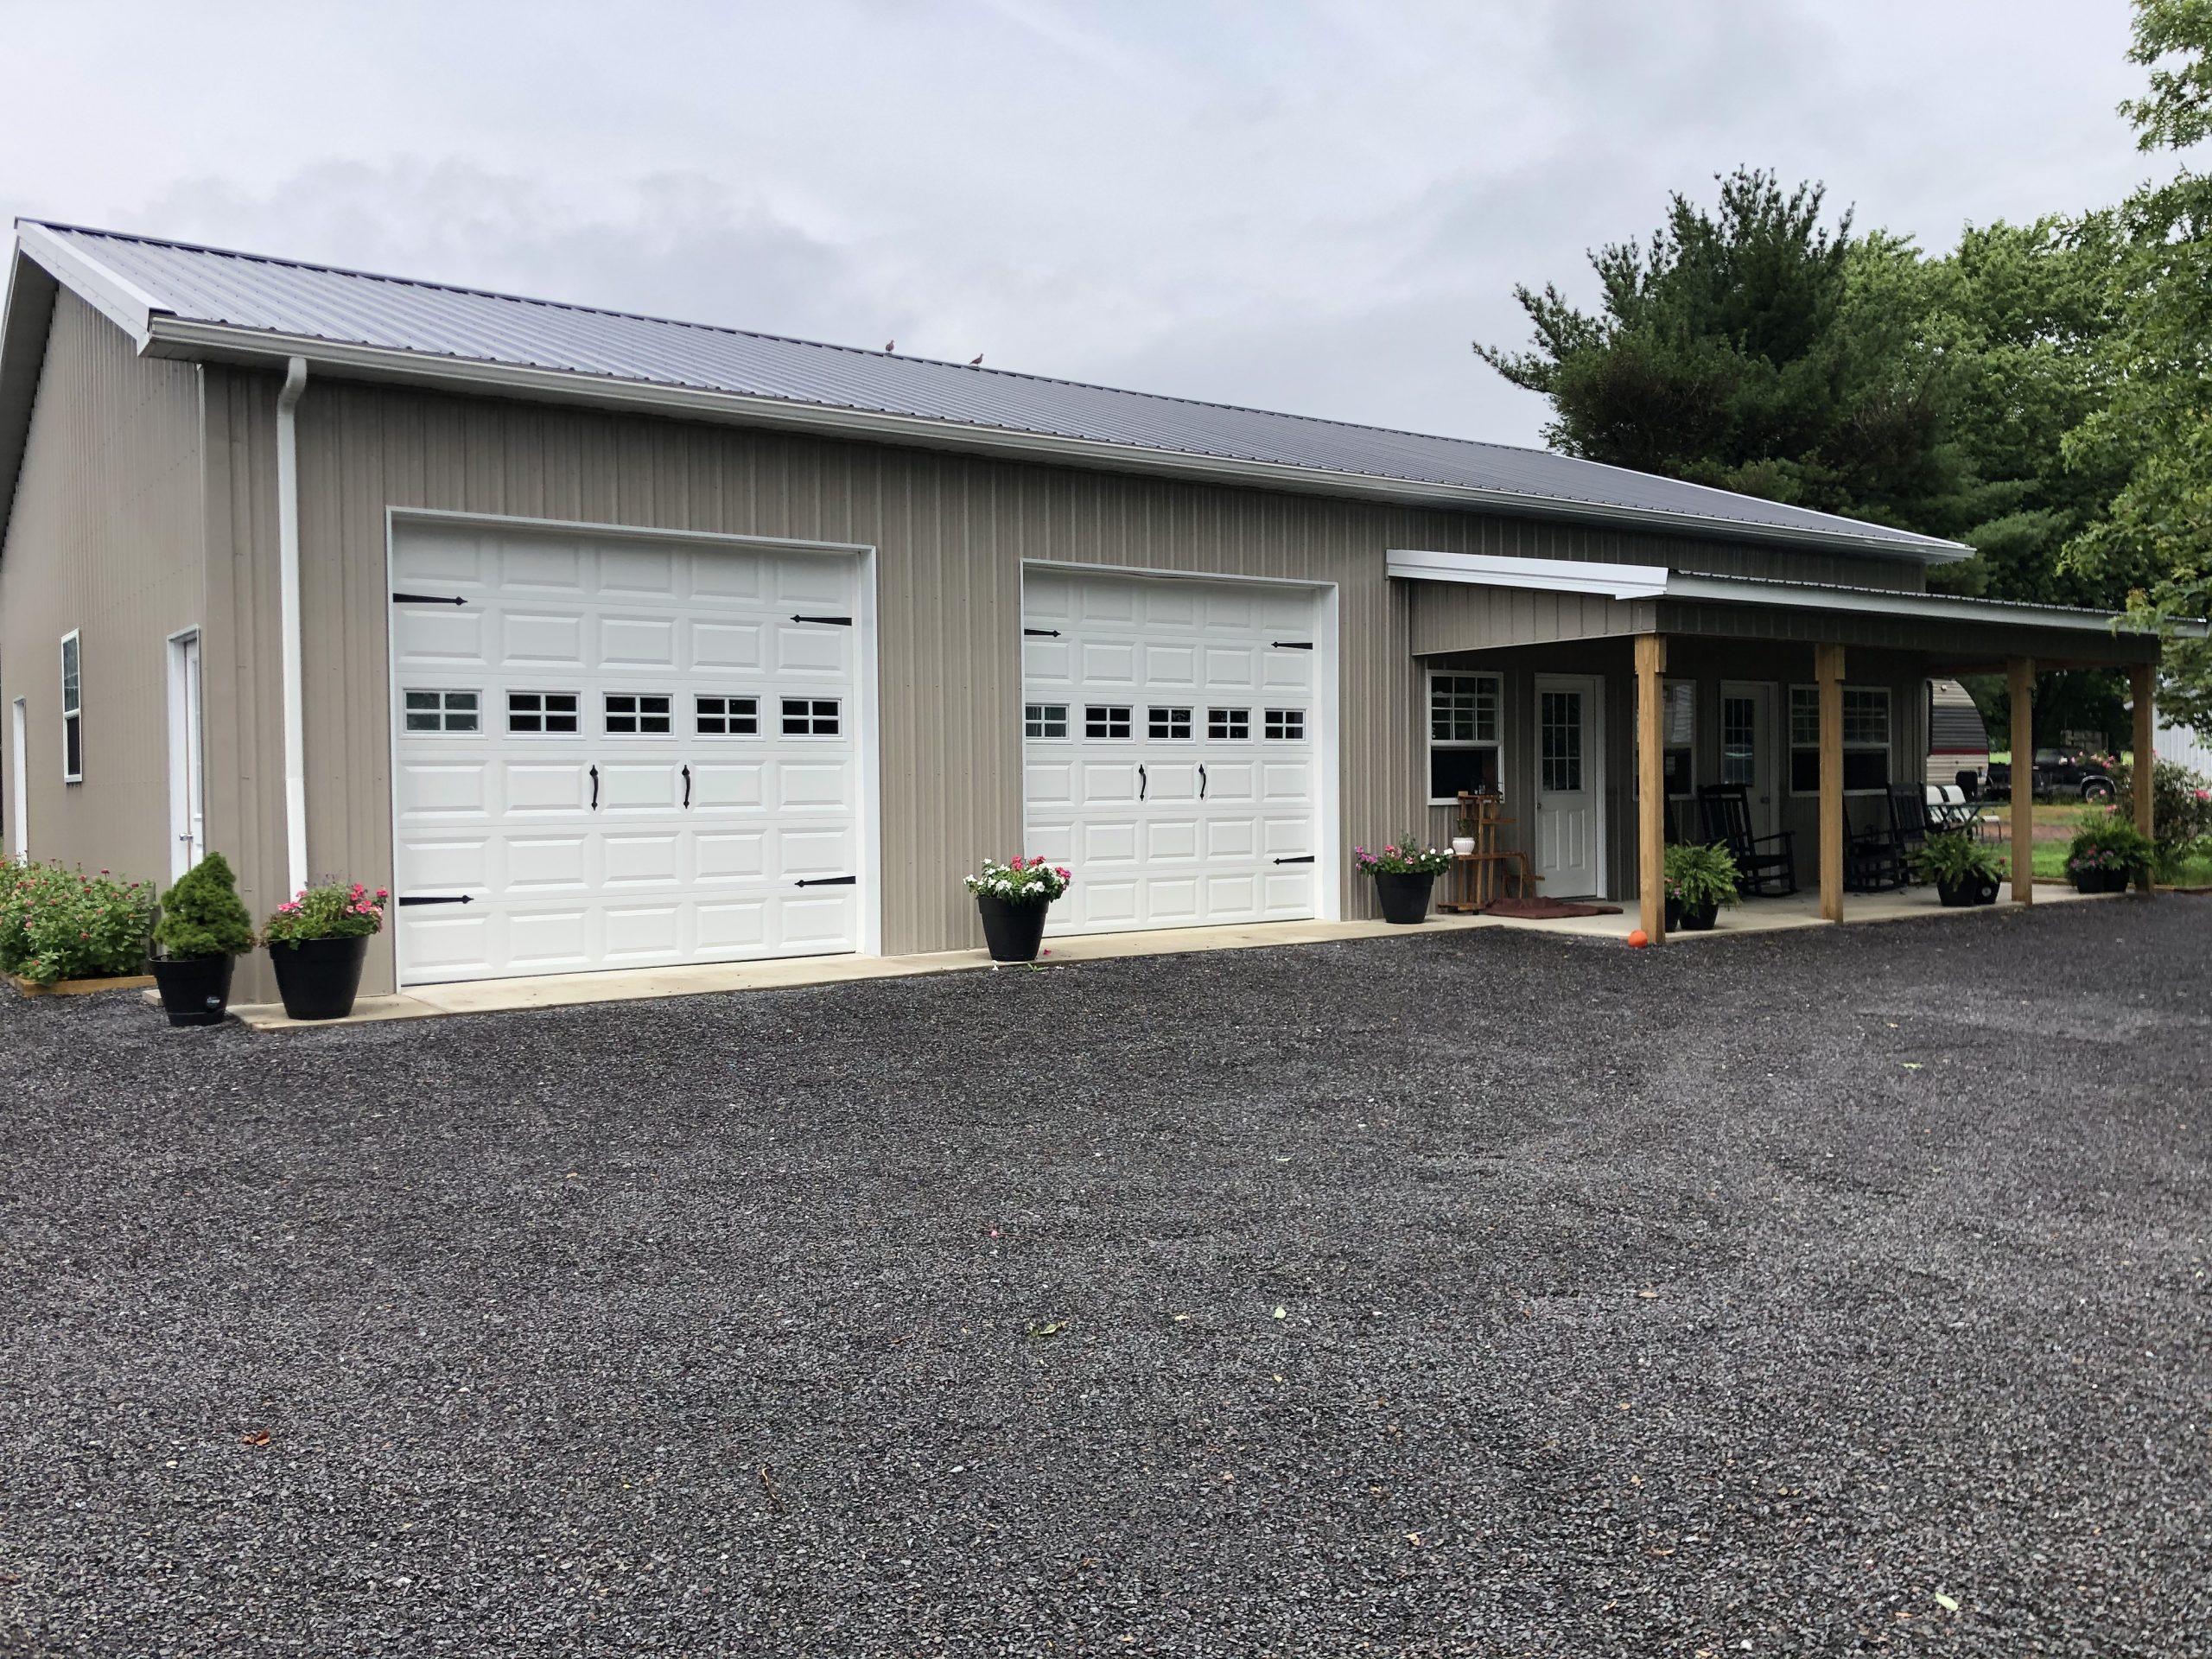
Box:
[1637,633,1667,943]
[2010,658,2036,906]
[1815,643,1845,922]
[2132,662,2157,893]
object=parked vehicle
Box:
[1986,747,2118,804]
[1924,678,1992,791]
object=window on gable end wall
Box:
[60,632,82,782]
[1427,671,1502,801]
[1788,684,1891,794]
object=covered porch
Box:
[1393,550,2171,943]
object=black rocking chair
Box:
[1696,785,1799,897]
[1841,785,1923,892]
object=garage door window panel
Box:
[506,692,579,734]
[781,698,841,737]
[1264,709,1305,741]
[404,690,481,734]
[604,694,672,735]
[1085,705,1132,740]
[1148,706,1193,740]
[1025,702,1068,739]
[1208,708,1249,740]
[696,696,760,736]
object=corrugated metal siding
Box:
[1409,583,1656,655]
[0,290,204,887]
[36,221,1968,563]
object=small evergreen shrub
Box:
[153,853,256,959]
[264,880,387,946]
[0,861,156,985]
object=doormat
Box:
[1482,898,1624,919]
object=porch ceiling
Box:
[1391,550,2190,667]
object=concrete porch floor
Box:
[220,880,2120,1030]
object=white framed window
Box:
[780,696,841,737]
[1084,704,1132,740]
[59,631,82,782]
[1633,680,1695,800]
[507,691,581,734]
[1789,684,1891,795]
[1025,702,1068,739]
[1207,708,1249,740]
[1265,708,1306,741]
[604,692,672,735]
[404,689,481,734]
[695,695,759,736]
[1147,706,1192,740]
[1427,671,1501,801]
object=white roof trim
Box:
[1389,548,2182,636]
[13,222,160,348]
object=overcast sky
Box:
[0,0,2160,447]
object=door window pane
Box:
[508,691,580,734]
[696,695,760,736]
[1084,705,1132,739]
[1147,706,1192,740]
[1206,708,1249,740]
[1263,709,1305,741]
[604,693,672,735]
[1721,695,1757,785]
[404,690,480,734]
[780,697,841,736]
[1025,702,1068,739]
[1541,691,1582,793]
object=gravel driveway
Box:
[3,900,2208,1657]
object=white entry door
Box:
[1534,674,1602,897]
[390,522,865,985]
[1021,569,1324,933]
[1719,680,1778,838]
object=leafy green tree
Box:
[2064,0,2212,737]
[154,853,255,959]
[1477,168,1966,534]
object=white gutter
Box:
[276,356,308,896]
[1387,548,2190,636]
[139,316,1973,565]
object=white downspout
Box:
[276,356,308,897]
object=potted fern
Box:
[1662,842,1741,931]
[264,880,386,1020]
[1909,831,2004,907]
[149,854,256,1026]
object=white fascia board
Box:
[13,222,161,347]
[1387,548,1670,600]
[140,315,1972,564]
[1662,573,2177,635]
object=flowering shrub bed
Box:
[2112,755,2212,869]
[963,856,1071,906]
[1354,839,1452,877]
[264,880,387,945]
[0,861,156,984]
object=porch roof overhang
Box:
[1388,549,2198,670]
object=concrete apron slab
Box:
[223,882,2127,1030]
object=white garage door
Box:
[389,522,866,985]
[1021,569,1324,934]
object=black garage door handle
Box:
[1198,763,1207,800]
[796,875,857,887]
[1138,763,1147,802]
[589,765,599,810]
[682,764,691,809]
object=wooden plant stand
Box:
[1435,791,1539,913]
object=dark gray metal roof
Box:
[14,219,1969,559]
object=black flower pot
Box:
[269,934,371,1020]
[2072,868,2129,895]
[1665,894,1683,931]
[1936,875,2002,908]
[976,894,1051,963]
[1675,900,1719,932]
[1374,872,1435,925]
[149,953,235,1027]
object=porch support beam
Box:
[1816,644,1845,922]
[2133,662,2157,893]
[1636,633,1667,944]
[2010,658,2036,906]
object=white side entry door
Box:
[1534,673,1602,897]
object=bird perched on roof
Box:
[969,353,984,366]
[884,340,894,353]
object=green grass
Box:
[2005,839,2211,885]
